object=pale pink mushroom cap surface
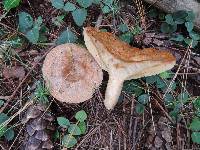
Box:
[42,43,103,103]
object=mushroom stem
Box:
[104,75,124,110]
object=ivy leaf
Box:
[35,16,43,27]
[118,24,128,33]
[39,25,48,34]
[136,103,144,114]
[102,5,111,14]
[3,0,21,11]
[185,22,194,32]
[190,118,200,131]
[169,109,181,120]
[191,40,198,48]
[75,110,87,122]
[0,113,9,124]
[185,11,195,22]
[68,124,81,135]
[64,2,76,11]
[57,117,70,128]
[134,88,143,97]
[174,18,185,24]
[148,8,158,18]
[138,94,149,105]
[119,32,133,43]
[0,113,9,138]
[159,71,172,79]
[51,0,64,9]
[189,31,200,41]
[164,93,174,105]
[165,14,175,25]
[56,29,77,45]
[184,38,198,48]
[194,97,200,109]
[100,29,107,32]
[53,130,60,141]
[76,0,93,8]
[170,34,184,42]
[145,75,158,84]
[161,23,177,33]
[156,77,167,90]
[123,80,143,96]
[18,12,33,33]
[104,0,113,5]
[4,128,14,141]
[25,24,39,44]
[0,100,5,107]
[72,9,87,26]
[172,10,187,20]
[93,0,101,4]
[78,122,86,134]
[191,132,200,144]
[62,134,77,148]
[132,25,142,35]
[0,125,7,138]
[39,35,47,43]
[177,92,189,104]
[184,38,192,46]
[0,28,6,36]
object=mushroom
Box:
[42,43,103,103]
[83,27,176,110]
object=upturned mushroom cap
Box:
[83,27,176,109]
[42,43,103,103]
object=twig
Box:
[154,99,174,124]
[163,45,191,98]
[131,117,138,150]
[176,123,180,149]
[0,22,25,37]
[123,102,127,150]
[0,96,10,100]
[147,85,156,135]
[128,97,135,139]
[95,14,103,28]
[109,130,113,150]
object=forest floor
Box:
[0,0,200,149]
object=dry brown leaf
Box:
[3,66,25,80]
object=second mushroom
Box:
[83,27,176,110]
[42,43,103,104]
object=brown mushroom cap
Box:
[83,27,176,109]
[83,27,176,78]
[84,27,175,65]
[42,43,103,103]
